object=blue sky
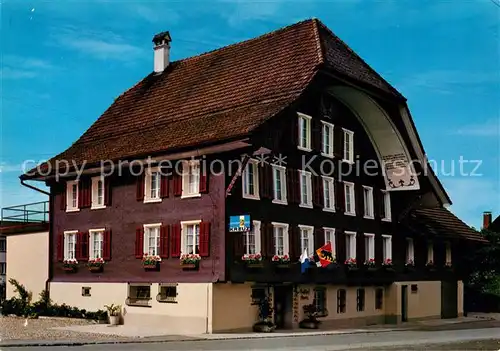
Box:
[1,0,499,228]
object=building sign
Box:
[382,153,418,191]
[229,215,251,232]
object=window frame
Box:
[298,225,314,255]
[337,289,346,314]
[381,190,392,222]
[321,121,334,158]
[445,242,452,264]
[356,288,365,312]
[0,262,6,275]
[63,230,78,260]
[144,167,162,204]
[181,160,201,199]
[342,128,354,163]
[143,223,162,256]
[299,170,313,209]
[90,176,106,210]
[345,231,357,260]
[272,165,287,205]
[297,112,312,152]
[314,287,328,317]
[0,237,6,252]
[375,288,384,310]
[271,222,289,256]
[344,181,356,216]
[126,283,152,307]
[323,227,336,254]
[89,228,105,260]
[322,176,335,212]
[427,241,434,263]
[66,180,79,212]
[181,219,202,255]
[406,238,415,263]
[242,159,260,200]
[244,220,262,255]
[158,283,178,303]
[362,185,374,219]
[382,234,392,261]
[364,233,375,261]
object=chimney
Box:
[152,31,172,74]
[482,211,492,229]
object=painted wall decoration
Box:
[293,287,300,323]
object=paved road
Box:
[4,327,500,351]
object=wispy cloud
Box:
[1,55,54,80]
[453,118,500,137]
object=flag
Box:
[300,248,310,274]
[316,242,334,268]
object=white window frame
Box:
[321,121,334,158]
[181,160,201,199]
[323,227,336,255]
[244,221,262,255]
[381,190,392,222]
[181,220,201,255]
[144,167,162,204]
[445,242,452,264]
[271,222,289,256]
[382,235,392,260]
[89,228,105,260]
[342,128,354,163]
[322,176,335,212]
[362,185,374,219]
[364,233,375,261]
[298,225,314,255]
[299,170,313,209]
[406,238,415,262]
[63,230,78,260]
[297,112,312,152]
[344,181,356,216]
[427,241,434,263]
[272,165,287,205]
[91,176,106,210]
[143,223,161,256]
[66,180,79,212]
[242,159,260,200]
[345,231,357,260]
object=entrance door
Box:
[441,280,458,319]
[401,285,408,322]
[273,285,292,329]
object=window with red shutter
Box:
[160,174,170,198]
[135,228,144,258]
[199,160,209,194]
[199,222,210,257]
[159,225,169,258]
[136,174,145,201]
[170,223,181,257]
[103,230,111,260]
[57,233,64,262]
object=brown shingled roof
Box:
[24,18,402,179]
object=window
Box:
[181,220,201,255]
[64,231,78,260]
[89,229,104,259]
[0,237,5,252]
[91,177,105,209]
[298,225,314,255]
[427,241,434,263]
[0,263,5,275]
[272,222,289,256]
[345,231,356,260]
[321,121,334,157]
[81,287,91,297]
[297,112,311,151]
[356,288,365,312]
[66,181,79,212]
[322,176,335,212]
[337,289,346,313]
[323,228,335,249]
[381,190,391,221]
[382,235,392,261]
[364,234,375,262]
[158,284,177,303]
[343,128,354,163]
[344,182,356,215]
[406,238,415,263]
[127,284,151,307]
[314,287,327,316]
[445,242,452,264]
[375,288,383,310]
[272,165,287,204]
[362,186,374,219]
[251,286,267,305]
[143,224,161,256]
[299,170,313,208]
[182,160,200,198]
[244,221,262,255]
[242,159,259,200]
[144,167,161,203]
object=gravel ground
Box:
[0,316,132,341]
[368,339,500,350]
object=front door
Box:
[273,285,292,329]
[441,280,458,319]
[401,285,408,322]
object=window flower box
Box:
[142,254,161,270]
[345,258,358,271]
[444,262,453,269]
[242,253,263,268]
[272,254,290,268]
[425,261,436,272]
[87,257,105,273]
[62,259,78,272]
[405,259,415,272]
[364,258,377,271]
[180,254,201,270]
[382,258,394,272]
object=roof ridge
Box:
[311,18,325,64]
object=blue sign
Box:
[229,215,251,232]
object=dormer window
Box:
[182,160,201,198]
[66,180,79,212]
[342,128,354,163]
[297,113,312,152]
[91,177,105,209]
[144,167,161,203]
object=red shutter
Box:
[173,162,183,196]
[336,180,345,213]
[80,231,89,261]
[136,174,145,201]
[135,227,144,258]
[60,184,67,211]
[86,179,92,207]
[103,230,111,261]
[57,232,64,261]
[199,222,211,257]
[259,163,272,199]
[313,175,323,208]
[160,173,170,198]
[170,223,182,257]
[78,179,91,208]
[75,233,82,261]
[159,225,169,258]
[104,178,112,206]
[199,160,209,194]
[78,181,84,208]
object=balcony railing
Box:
[1,201,49,223]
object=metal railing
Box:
[1,201,49,223]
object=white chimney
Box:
[152,31,172,74]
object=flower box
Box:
[242,253,263,268]
[246,262,264,269]
[271,254,290,265]
[345,258,357,271]
[87,258,105,273]
[180,262,199,270]
[142,254,161,270]
[89,266,103,273]
[180,254,201,270]
[62,259,78,272]
[62,266,77,272]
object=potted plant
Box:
[104,304,121,326]
[87,257,105,272]
[180,253,201,270]
[364,258,377,271]
[62,259,78,272]
[252,297,275,332]
[299,304,321,329]
[345,257,357,271]
[272,254,290,268]
[444,261,453,269]
[382,258,394,271]
[142,254,161,270]
[242,253,263,268]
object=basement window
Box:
[82,287,91,297]
[375,288,383,310]
[337,289,346,314]
[157,283,178,303]
[126,284,152,307]
[356,288,365,312]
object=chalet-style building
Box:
[20,19,484,334]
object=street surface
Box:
[3,327,499,351]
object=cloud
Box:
[0,162,25,174]
[1,55,54,79]
[453,119,500,137]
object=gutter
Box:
[20,179,50,196]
